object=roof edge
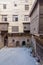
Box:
[29,0,37,17]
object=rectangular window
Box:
[2,15,7,21]
[24,15,29,21]
[12,26,19,32]
[12,15,18,22]
[25,5,29,10]
[3,4,6,9]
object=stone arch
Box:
[22,41,26,46]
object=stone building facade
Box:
[29,0,43,36]
[0,0,34,48]
[29,0,43,64]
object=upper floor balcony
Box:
[23,23,30,33]
[0,22,9,31]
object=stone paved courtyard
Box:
[0,47,39,65]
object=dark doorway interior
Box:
[22,41,26,46]
[4,35,8,46]
[1,31,8,46]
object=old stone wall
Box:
[8,36,30,47]
[39,2,43,34]
[30,3,39,35]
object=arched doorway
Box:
[22,41,26,46]
[4,35,8,46]
[16,41,20,47]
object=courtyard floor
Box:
[0,47,40,65]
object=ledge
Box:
[8,33,31,37]
[34,35,43,46]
